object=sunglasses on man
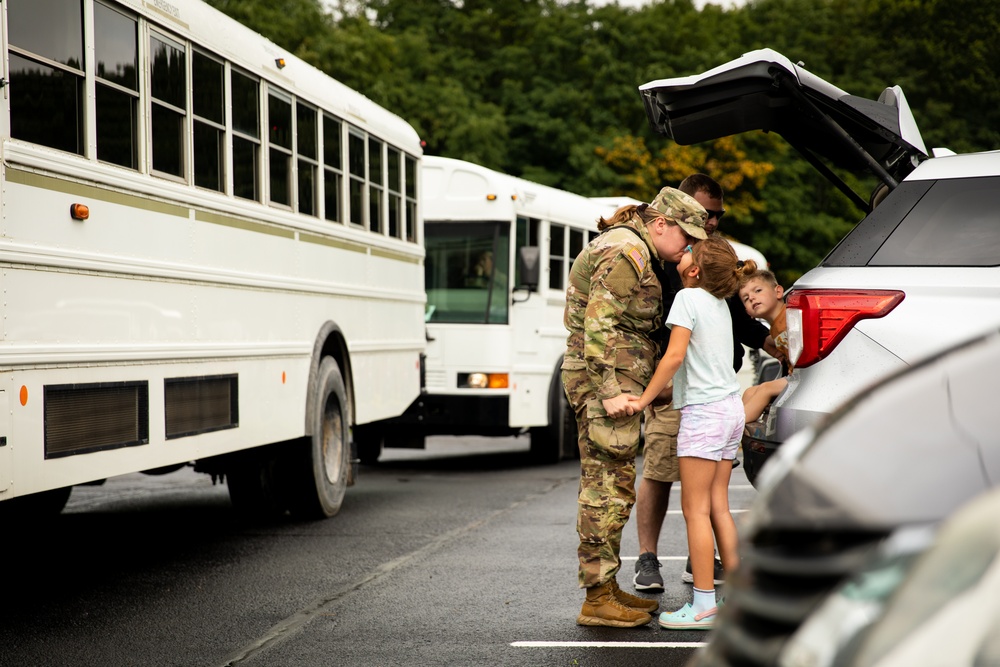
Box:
[705,208,726,220]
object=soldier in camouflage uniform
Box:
[563,187,708,628]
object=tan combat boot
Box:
[607,579,658,613]
[577,582,653,627]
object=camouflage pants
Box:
[562,369,644,589]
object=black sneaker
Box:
[633,552,664,591]
[681,556,725,585]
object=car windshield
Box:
[424,221,510,324]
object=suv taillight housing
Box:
[786,290,905,368]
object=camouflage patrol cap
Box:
[649,187,708,239]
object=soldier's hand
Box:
[602,394,633,419]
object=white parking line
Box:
[511,641,708,648]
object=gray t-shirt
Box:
[666,287,740,408]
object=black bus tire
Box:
[288,357,351,519]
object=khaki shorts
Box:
[641,403,680,482]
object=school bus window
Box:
[348,131,366,227]
[150,33,187,178]
[570,229,584,259]
[94,2,138,170]
[231,70,261,201]
[7,0,84,155]
[9,0,84,66]
[514,216,539,288]
[268,90,292,207]
[369,137,384,234]
[549,224,565,290]
[388,148,402,238]
[296,103,318,216]
[405,155,418,243]
[323,115,343,223]
[193,50,225,192]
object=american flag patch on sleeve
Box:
[626,246,646,273]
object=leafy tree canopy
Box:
[205,0,998,283]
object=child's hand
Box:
[624,394,648,416]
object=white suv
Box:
[639,49,1000,484]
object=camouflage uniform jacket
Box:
[562,216,663,400]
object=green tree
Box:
[204,0,999,282]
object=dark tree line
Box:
[206,0,1000,285]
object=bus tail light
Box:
[70,203,90,220]
[786,289,904,369]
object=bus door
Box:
[509,216,550,428]
[0,391,9,493]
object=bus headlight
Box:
[459,373,508,389]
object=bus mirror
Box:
[517,246,540,291]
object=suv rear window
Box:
[824,176,1000,268]
[870,175,1000,267]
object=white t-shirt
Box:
[666,287,740,408]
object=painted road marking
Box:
[511,641,708,648]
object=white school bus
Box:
[0,0,424,518]
[355,156,605,464]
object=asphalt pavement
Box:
[0,435,756,667]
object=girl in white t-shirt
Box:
[624,236,752,631]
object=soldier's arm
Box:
[583,251,639,400]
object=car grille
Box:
[694,527,888,667]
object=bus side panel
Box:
[508,291,569,429]
[3,358,309,497]
[0,176,422,498]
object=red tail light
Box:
[785,290,904,368]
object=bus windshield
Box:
[424,221,510,324]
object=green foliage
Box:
[205,0,998,282]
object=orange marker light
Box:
[486,194,497,201]
[282,371,286,384]
[70,203,90,220]
[19,386,28,406]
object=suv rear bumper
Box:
[741,423,778,487]
[742,332,908,486]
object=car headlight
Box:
[846,491,1000,667]
[777,524,936,667]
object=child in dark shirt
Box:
[738,269,790,423]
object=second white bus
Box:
[356,157,607,463]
